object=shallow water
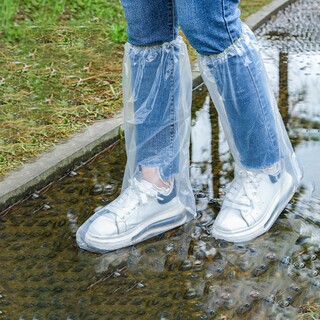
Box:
[1,0,320,319]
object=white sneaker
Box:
[76,178,186,252]
[211,164,296,242]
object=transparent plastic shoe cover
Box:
[76,37,195,253]
[198,24,302,242]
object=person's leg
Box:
[122,0,180,186]
[177,0,279,168]
[176,0,302,242]
[76,0,195,253]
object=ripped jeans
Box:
[121,0,280,180]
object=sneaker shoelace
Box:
[108,178,168,217]
[224,170,262,212]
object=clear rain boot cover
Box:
[198,24,302,185]
[76,37,195,253]
[198,24,303,242]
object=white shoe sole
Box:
[77,202,186,253]
[212,174,296,243]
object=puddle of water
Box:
[1,0,320,319]
[296,142,320,195]
[257,0,320,199]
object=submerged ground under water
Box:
[1,0,320,319]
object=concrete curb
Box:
[246,0,296,31]
[0,113,123,213]
[0,0,296,213]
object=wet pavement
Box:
[1,0,320,319]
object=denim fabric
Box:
[120,0,280,177]
[202,26,280,168]
[177,0,242,55]
[121,0,242,55]
[128,43,180,179]
[121,0,178,47]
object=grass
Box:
[0,0,125,175]
[240,0,274,18]
[1,0,127,42]
[0,0,273,177]
[297,303,320,320]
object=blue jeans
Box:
[121,0,280,178]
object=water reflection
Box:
[296,142,320,195]
[191,95,214,201]
[257,0,320,199]
[0,0,320,318]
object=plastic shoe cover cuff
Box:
[198,23,302,186]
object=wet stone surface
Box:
[1,0,320,319]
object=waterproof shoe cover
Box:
[198,24,302,242]
[77,37,195,253]
[212,164,295,242]
[77,178,186,252]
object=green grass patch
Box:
[0,0,278,176]
[0,26,124,175]
[240,0,274,18]
[297,303,320,319]
[1,0,127,43]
